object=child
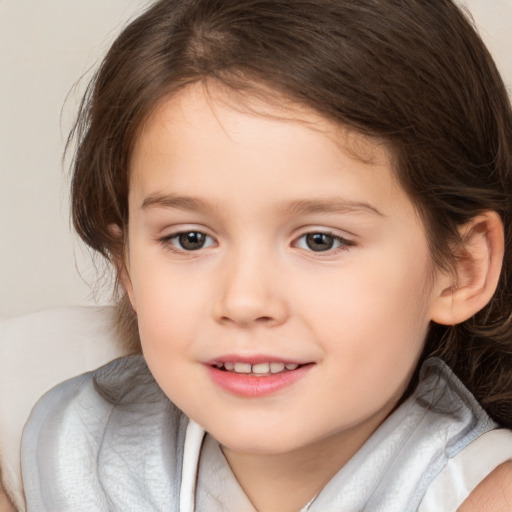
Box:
[21,0,512,510]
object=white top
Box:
[419,428,512,511]
[182,421,512,512]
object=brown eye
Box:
[165,231,215,251]
[295,232,352,253]
[305,233,336,251]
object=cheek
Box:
[133,276,202,396]
[298,247,434,368]
[128,257,203,349]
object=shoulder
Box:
[21,355,186,511]
[22,355,160,436]
[419,428,512,511]
[458,461,512,511]
[21,355,160,471]
[22,354,181,450]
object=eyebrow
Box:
[141,192,383,217]
[141,193,216,213]
[282,198,383,217]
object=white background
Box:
[1,0,511,318]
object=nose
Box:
[213,249,288,328]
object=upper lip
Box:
[204,354,310,365]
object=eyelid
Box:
[158,228,217,253]
[292,228,356,253]
[156,222,215,241]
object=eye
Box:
[163,231,215,251]
[295,232,352,252]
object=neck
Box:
[221,415,386,512]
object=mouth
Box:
[205,358,313,397]
[210,361,303,376]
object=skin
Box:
[121,82,508,511]
[0,481,16,512]
[459,461,512,511]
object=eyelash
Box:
[159,231,216,253]
[159,230,355,254]
[293,231,355,254]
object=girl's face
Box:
[124,83,445,459]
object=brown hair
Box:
[70,0,512,425]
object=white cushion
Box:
[0,306,129,511]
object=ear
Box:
[118,262,137,313]
[109,223,137,313]
[430,211,504,326]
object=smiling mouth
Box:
[211,361,304,376]
[207,360,313,396]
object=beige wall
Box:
[1,0,150,317]
[1,0,511,317]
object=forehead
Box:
[129,82,410,220]
[135,81,391,164]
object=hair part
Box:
[70,0,512,425]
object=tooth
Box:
[270,362,285,373]
[285,363,299,371]
[234,362,252,374]
[224,362,235,371]
[252,363,270,374]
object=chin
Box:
[207,420,314,456]
[219,435,301,456]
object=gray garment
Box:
[21,355,496,512]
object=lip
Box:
[204,354,308,365]
[204,356,313,397]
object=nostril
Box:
[214,289,288,327]
[219,315,275,325]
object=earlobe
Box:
[109,223,137,313]
[119,264,137,313]
[430,211,504,326]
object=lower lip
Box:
[206,364,312,397]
